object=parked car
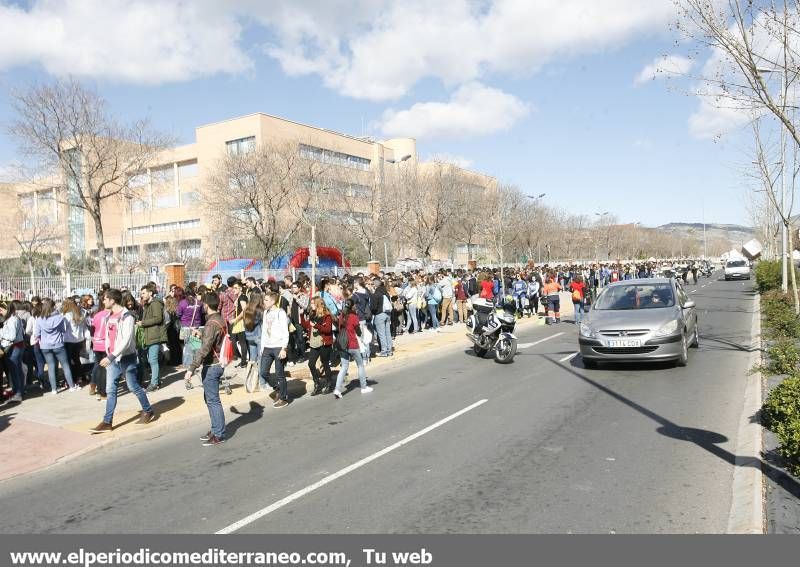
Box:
[578,278,699,368]
[724,259,751,281]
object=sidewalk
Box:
[0,294,575,483]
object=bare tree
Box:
[8,78,172,277]
[2,199,60,294]
[329,169,402,261]
[481,184,526,268]
[399,161,462,260]
[205,141,319,265]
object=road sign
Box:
[149,265,159,279]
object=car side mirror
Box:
[683,300,696,309]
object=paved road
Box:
[0,276,757,533]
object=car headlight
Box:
[655,319,679,336]
[580,323,598,338]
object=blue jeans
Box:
[405,305,419,332]
[573,301,586,324]
[374,312,392,354]
[427,304,440,329]
[259,347,287,400]
[3,345,24,396]
[335,348,367,392]
[103,353,153,424]
[201,364,225,439]
[182,337,199,367]
[247,340,259,363]
[142,343,161,386]
[41,346,75,392]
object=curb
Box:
[726,290,765,533]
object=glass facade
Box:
[226,136,256,155]
[64,148,86,255]
[299,143,371,171]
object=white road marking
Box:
[559,352,579,362]
[517,332,564,349]
[215,399,489,534]
[691,290,697,293]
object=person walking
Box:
[333,299,372,399]
[90,289,156,433]
[138,286,167,392]
[61,298,87,386]
[259,292,290,409]
[184,292,227,446]
[89,304,111,400]
[570,275,587,325]
[303,297,334,395]
[542,275,562,324]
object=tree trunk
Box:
[90,209,109,279]
[27,257,36,296]
[789,224,799,315]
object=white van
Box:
[724,259,751,281]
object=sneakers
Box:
[137,411,156,424]
[10,393,22,402]
[268,390,279,401]
[69,385,80,392]
[200,430,213,441]
[273,399,289,409]
[146,384,159,393]
[333,390,343,399]
[202,435,225,446]
[361,386,374,394]
[49,391,58,396]
[90,421,113,433]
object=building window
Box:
[151,165,174,185]
[181,191,200,205]
[154,193,178,209]
[131,198,150,213]
[128,218,201,236]
[226,137,255,155]
[299,144,371,171]
[178,160,199,183]
[19,196,34,229]
[128,172,149,188]
[178,239,202,258]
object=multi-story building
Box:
[0,112,496,270]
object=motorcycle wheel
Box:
[473,344,489,358]
[494,338,517,364]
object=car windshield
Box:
[593,283,675,310]
[727,260,746,267]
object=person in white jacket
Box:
[259,292,290,409]
[402,280,420,333]
[90,289,156,433]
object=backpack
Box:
[431,286,442,304]
[336,314,355,352]
[206,318,232,366]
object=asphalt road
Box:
[0,276,757,533]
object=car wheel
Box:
[583,357,598,369]
[676,333,689,367]
[691,323,700,348]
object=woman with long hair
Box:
[164,295,182,366]
[402,278,420,334]
[303,297,334,395]
[34,298,78,393]
[243,299,263,365]
[177,288,204,375]
[61,298,87,385]
[333,298,372,399]
[1,301,26,401]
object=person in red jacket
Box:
[302,297,334,395]
[569,275,587,325]
[333,299,372,399]
[479,273,494,300]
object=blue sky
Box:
[0,0,755,228]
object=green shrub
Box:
[762,375,800,475]
[756,260,783,292]
[765,338,800,375]
[762,291,800,339]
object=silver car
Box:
[578,278,699,368]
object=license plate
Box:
[607,339,642,348]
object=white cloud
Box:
[379,82,530,139]
[257,0,677,101]
[0,0,251,84]
[634,55,694,85]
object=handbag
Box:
[188,335,202,350]
[392,297,404,312]
[245,362,258,393]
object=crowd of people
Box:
[0,258,712,445]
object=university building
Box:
[0,112,496,271]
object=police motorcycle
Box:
[465,297,518,364]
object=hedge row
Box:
[760,290,800,475]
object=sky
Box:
[0,0,760,228]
